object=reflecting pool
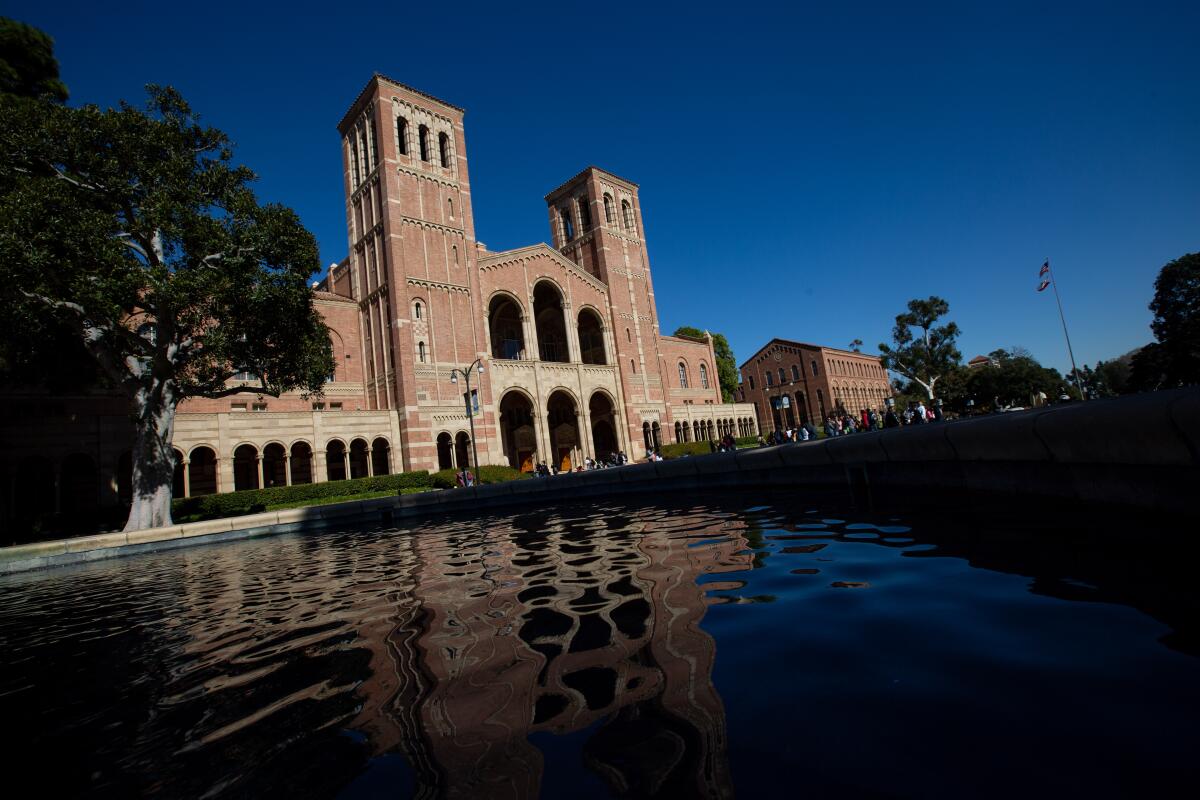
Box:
[2,495,1198,798]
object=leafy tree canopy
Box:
[0,17,67,102]
[1131,252,1200,389]
[0,74,334,530]
[673,325,738,401]
[877,296,962,399]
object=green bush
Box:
[172,470,434,521]
[660,441,714,459]
[429,464,532,489]
[735,435,760,447]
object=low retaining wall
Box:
[3,387,1196,575]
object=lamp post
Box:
[450,358,485,487]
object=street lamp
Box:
[449,358,485,487]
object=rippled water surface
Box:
[2,495,1199,798]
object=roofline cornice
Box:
[544,166,640,201]
[337,74,465,133]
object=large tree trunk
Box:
[123,382,178,532]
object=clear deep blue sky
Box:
[9,0,1199,372]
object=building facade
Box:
[1,74,756,524]
[737,338,893,432]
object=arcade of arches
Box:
[497,389,626,472]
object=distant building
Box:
[967,354,998,369]
[737,339,892,431]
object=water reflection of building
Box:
[350,508,751,798]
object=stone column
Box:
[314,449,327,483]
[366,448,375,477]
[182,460,191,498]
[256,455,264,490]
[283,455,292,487]
[343,449,351,480]
[579,408,594,460]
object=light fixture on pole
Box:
[449,358,485,487]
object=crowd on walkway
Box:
[757,400,947,445]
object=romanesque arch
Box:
[454,432,471,469]
[349,438,370,479]
[589,391,618,462]
[577,307,607,365]
[290,441,313,485]
[189,446,218,496]
[436,432,454,470]
[233,444,260,491]
[499,390,537,471]
[489,293,526,360]
[372,438,391,476]
[326,439,348,482]
[533,281,569,363]
[546,389,581,471]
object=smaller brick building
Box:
[737,338,893,432]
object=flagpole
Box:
[1045,259,1087,401]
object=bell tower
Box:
[545,167,668,412]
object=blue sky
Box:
[9,0,1198,372]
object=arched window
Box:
[418,341,426,363]
[779,367,786,383]
[578,196,591,229]
[418,125,430,161]
[396,116,409,155]
[438,131,451,167]
[792,364,800,381]
[700,363,709,389]
[678,362,689,388]
[452,244,458,265]
[350,139,361,186]
[626,327,631,342]
[603,193,615,224]
[621,200,635,232]
[414,301,422,320]
[631,359,636,373]
[766,371,773,387]
[447,198,454,219]
[560,207,574,241]
[811,359,819,376]
[748,375,755,390]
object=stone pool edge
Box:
[3,387,1198,575]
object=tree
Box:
[0,79,334,531]
[0,17,68,102]
[1131,252,1200,389]
[849,338,863,352]
[967,348,1065,410]
[673,325,738,402]
[877,296,962,399]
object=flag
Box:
[1037,259,1050,291]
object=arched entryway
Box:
[499,391,536,471]
[233,444,259,491]
[589,392,618,462]
[546,389,581,471]
[189,447,218,496]
[489,294,526,360]
[263,443,287,488]
[454,432,471,469]
[326,440,347,481]
[290,442,313,485]
[371,438,391,476]
[533,282,569,363]
[436,432,454,470]
[578,308,606,365]
[349,438,370,479]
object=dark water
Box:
[1,495,1198,799]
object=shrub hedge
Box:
[172,470,434,520]
[430,464,531,489]
[660,436,765,460]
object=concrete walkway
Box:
[3,387,1196,575]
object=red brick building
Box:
[1,74,757,522]
[737,338,893,432]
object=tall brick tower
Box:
[336,75,493,471]
[544,169,671,435]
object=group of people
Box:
[752,400,948,446]
[532,451,630,477]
